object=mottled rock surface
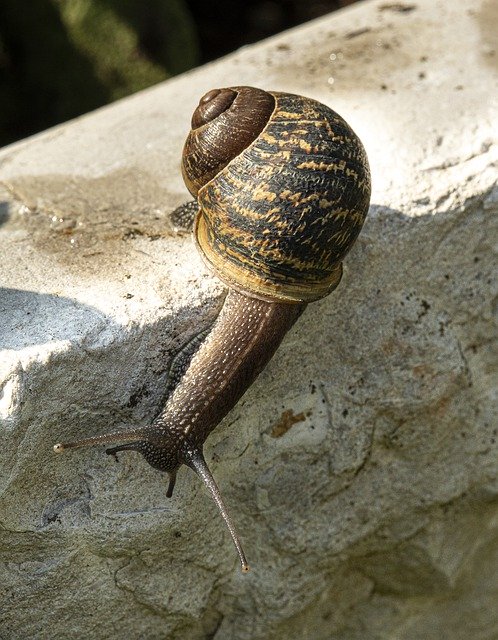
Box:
[0,0,497,638]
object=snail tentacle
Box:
[183,447,250,573]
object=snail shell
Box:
[182,86,371,303]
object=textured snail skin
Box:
[53,87,371,573]
[138,290,304,468]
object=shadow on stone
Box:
[0,201,9,227]
[0,287,120,350]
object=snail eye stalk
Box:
[184,448,250,573]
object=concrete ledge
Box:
[1,0,497,638]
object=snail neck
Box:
[155,289,306,447]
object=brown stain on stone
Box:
[476,0,498,70]
[412,363,434,379]
[1,168,184,280]
[272,5,449,92]
[434,394,451,420]
[270,408,311,438]
[378,3,417,13]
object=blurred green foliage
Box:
[0,0,199,146]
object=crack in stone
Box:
[422,140,495,171]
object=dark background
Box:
[0,0,358,148]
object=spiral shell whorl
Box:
[182,87,275,197]
[184,88,371,303]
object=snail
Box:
[53,86,371,572]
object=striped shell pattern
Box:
[183,88,371,303]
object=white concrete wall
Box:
[0,0,497,638]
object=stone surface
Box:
[0,0,497,638]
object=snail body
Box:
[54,86,371,572]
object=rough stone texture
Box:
[0,0,497,638]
